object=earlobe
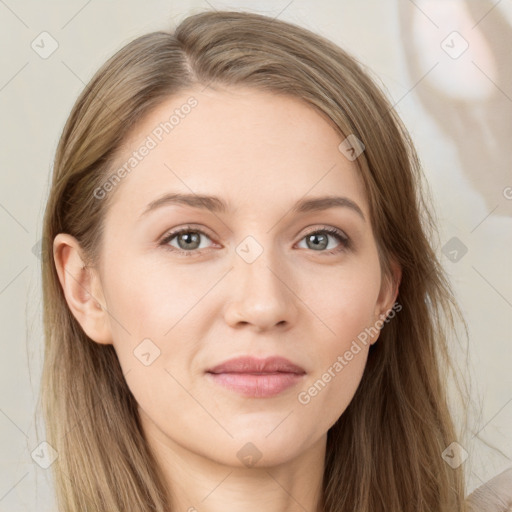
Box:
[53,233,112,345]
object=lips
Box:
[206,356,306,375]
[206,356,306,398]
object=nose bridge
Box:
[224,233,297,329]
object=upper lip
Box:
[206,356,306,375]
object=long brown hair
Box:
[39,10,470,511]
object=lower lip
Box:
[206,372,305,398]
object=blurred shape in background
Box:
[399,0,512,216]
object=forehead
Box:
[105,85,368,219]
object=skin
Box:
[54,86,400,512]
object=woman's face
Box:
[74,86,397,467]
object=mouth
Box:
[205,356,306,398]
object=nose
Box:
[223,240,299,332]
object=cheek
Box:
[294,258,381,428]
[304,255,382,344]
[103,258,208,341]
[295,310,373,436]
[101,257,218,409]
[296,345,368,436]
[102,263,198,433]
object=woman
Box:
[39,9,508,512]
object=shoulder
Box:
[466,467,512,512]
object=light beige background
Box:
[1,0,511,509]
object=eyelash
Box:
[159,224,351,257]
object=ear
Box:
[370,259,402,345]
[53,233,113,345]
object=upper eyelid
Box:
[160,224,216,243]
[301,225,348,239]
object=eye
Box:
[160,225,216,257]
[159,225,350,256]
[296,226,350,254]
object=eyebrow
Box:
[141,193,366,221]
